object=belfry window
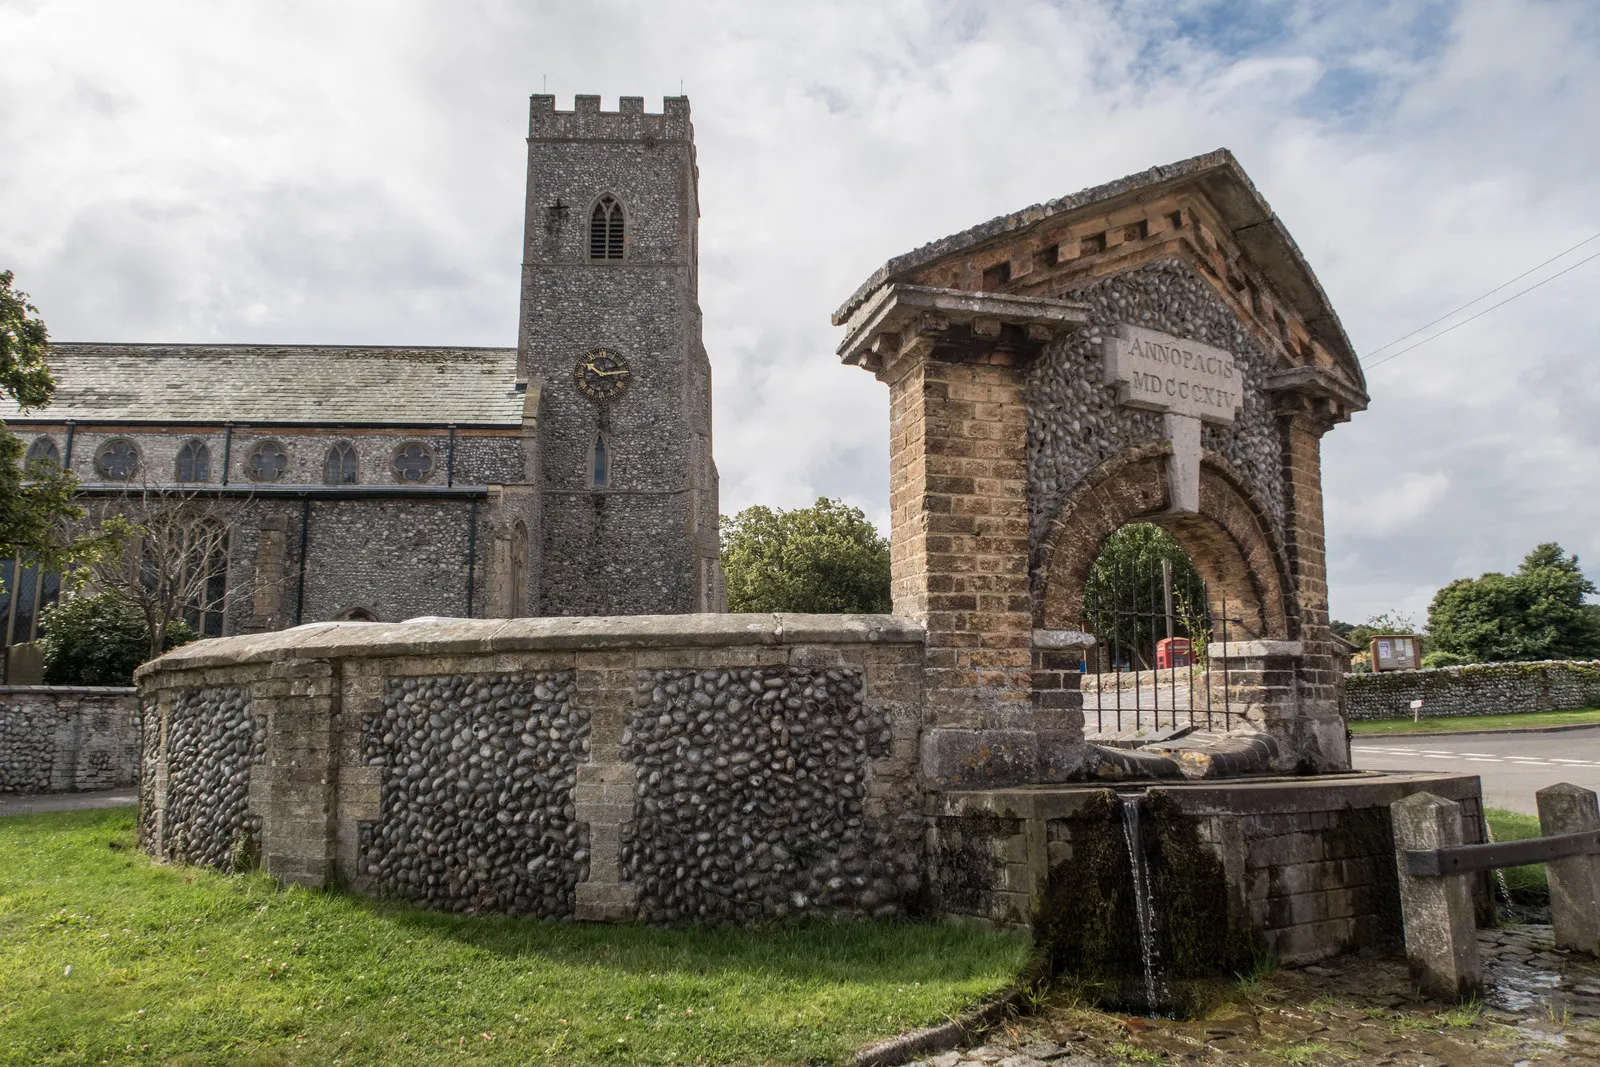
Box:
[591,433,609,488]
[325,441,358,484]
[589,195,625,260]
[175,439,211,483]
[23,436,59,472]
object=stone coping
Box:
[135,613,927,677]
[1031,628,1097,649]
[936,770,1482,821]
[1207,639,1304,659]
[0,685,138,696]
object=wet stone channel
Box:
[906,925,1600,1067]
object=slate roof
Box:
[0,344,524,426]
[833,148,1366,392]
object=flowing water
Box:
[1119,792,1170,1015]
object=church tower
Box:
[518,94,724,616]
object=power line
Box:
[1363,230,1600,363]
[1366,245,1600,370]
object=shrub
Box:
[39,591,196,686]
[1421,650,1468,669]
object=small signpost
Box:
[1371,634,1421,672]
[1411,698,1424,724]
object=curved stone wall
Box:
[361,670,589,915]
[135,614,926,922]
[156,686,265,869]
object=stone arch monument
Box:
[836,149,1368,782]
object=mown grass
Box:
[1483,807,1549,905]
[1348,708,1600,735]
[0,808,1028,1066]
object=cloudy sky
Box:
[3,0,1597,624]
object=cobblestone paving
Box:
[907,925,1600,1067]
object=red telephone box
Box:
[1156,637,1192,669]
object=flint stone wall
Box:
[0,685,139,794]
[1345,660,1600,721]
[135,614,926,922]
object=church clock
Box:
[573,348,632,401]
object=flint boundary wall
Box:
[1346,660,1600,722]
[135,615,926,923]
[0,685,140,794]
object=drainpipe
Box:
[63,420,76,469]
[465,499,477,618]
[221,423,234,486]
[294,498,311,625]
[446,424,457,488]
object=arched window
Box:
[392,441,436,483]
[590,433,609,488]
[95,438,140,481]
[175,439,211,483]
[246,440,289,482]
[337,607,377,622]
[23,436,59,472]
[166,519,229,638]
[325,441,358,485]
[589,195,625,260]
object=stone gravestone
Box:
[1101,324,1242,514]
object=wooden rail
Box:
[1404,828,1600,878]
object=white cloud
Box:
[3,0,1598,622]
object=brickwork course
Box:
[0,95,724,633]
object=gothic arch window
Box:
[392,441,436,483]
[95,438,140,481]
[337,607,377,622]
[246,439,289,483]
[23,436,59,472]
[175,439,211,483]
[325,441,358,485]
[159,519,229,638]
[590,432,609,488]
[589,195,625,260]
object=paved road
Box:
[0,787,137,817]
[1352,725,1600,815]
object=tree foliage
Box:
[1082,523,1207,669]
[0,270,113,575]
[1340,610,1419,652]
[720,498,890,614]
[1426,542,1600,663]
[39,590,196,686]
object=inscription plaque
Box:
[1102,324,1242,426]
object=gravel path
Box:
[0,788,137,817]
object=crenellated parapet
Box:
[528,94,693,142]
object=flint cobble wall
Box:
[135,615,926,923]
[1345,660,1600,721]
[0,686,139,793]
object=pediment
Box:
[835,150,1368,407]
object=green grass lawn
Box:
[0,808,1028,1066]
[1483,807,1549,906]
[1348,707,1600,735]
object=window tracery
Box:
[95,438,140,481]
[589,195,625,260]
[325,441,358,485]
[392,441,436,483]
[246,440,289,483]
[175,439,211,483]
[23,436,59,472]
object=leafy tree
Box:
[0,271,112,576]
[1343,610,1419,652]
[1426,542,1600,663]
[720,498,890,614]
[1082,523,1207,670]
[39,590,196,686]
